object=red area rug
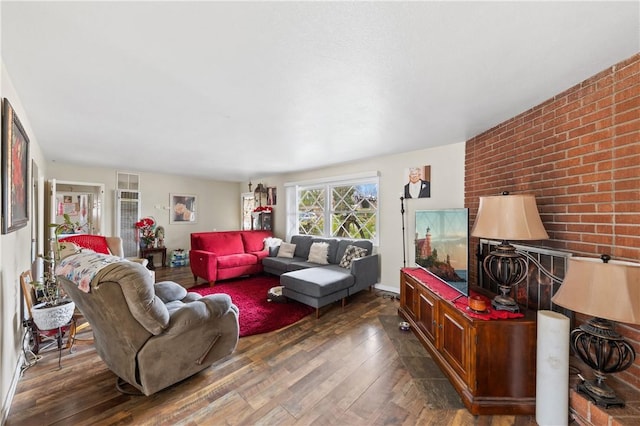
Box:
[189,275,314,337]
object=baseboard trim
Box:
[1,351,24,426]
[373,283,399,294]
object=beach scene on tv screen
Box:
[415,209,469,294]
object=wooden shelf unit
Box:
[399,269,537,415]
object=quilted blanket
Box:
[56,252,123,293]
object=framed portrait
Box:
[403,165,431,199]
[266,186,277,206]
[2,98,30,234]
[170,193,197,224]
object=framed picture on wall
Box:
[2,98,30,234]
[267,186,277,206]
[170,193,197,224]
[403,165,431,199]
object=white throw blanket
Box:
[56,251,124,293]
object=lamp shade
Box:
[552,257,640,325]
[471,194,549,240]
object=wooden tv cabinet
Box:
[399,269,537,415]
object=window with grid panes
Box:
[296,177,378,243]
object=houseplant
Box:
[30,214,83,330]
[135,217,156,249]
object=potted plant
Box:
[135,217,156,249]
[30,214,84,330]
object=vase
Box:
[32,299,75,330]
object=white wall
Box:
[254,141,466,292]
[46,163,242,252]
[0,62,48,423]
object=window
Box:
[288,173,379,243]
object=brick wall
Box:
[465,53,640,391]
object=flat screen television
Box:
[414,208,469,296]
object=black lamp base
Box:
[577,382,625,408]
[491,297,520,313]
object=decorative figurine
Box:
[155,226,165,248]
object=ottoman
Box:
[280,267,354,318]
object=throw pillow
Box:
[57,242,84,259]
[339,245,368,268]
[277,242,296,258]
[263,237,283,252]
[307,242,329,264]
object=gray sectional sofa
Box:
[262,235,379,317]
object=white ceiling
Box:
[2,1,639,182]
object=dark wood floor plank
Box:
[7,266,537,425]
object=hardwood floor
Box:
[7,266,537,425]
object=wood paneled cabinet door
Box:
[416,287,438,344]
[398,269,536,415]
[438,302,470,385]
[399,273,418,321]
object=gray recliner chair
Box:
[58,257,239,396]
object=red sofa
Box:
[190,230,272,285]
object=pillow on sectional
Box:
[277,242,296,258]
[264,237,283,257]
[307,242,329,265]
[263,237,283,251]
[339,245,368,268]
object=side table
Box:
[140,247,167,269]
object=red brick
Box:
[570,390,590,421]
[596,160,614,172]
[582,234,613,245]
[615,108,640,125]
[616,97,640,114]
[589,405,612,426]
[612,166,640,180]
[613,142,640,156]
[568,164,597,176]
[616,246,640,260]
[566,184,597,194]
[613,156,640,170]
[614,222,640,232]
[580,214,614,223]
[614,84,640,102]
[617,214,640,224]
[581,193,613,203]
[569,123,597,139]
[595,224,613,233]
[556,118,583,134]
[582,171,613,183]
[616,119,640,135]
[615,235,640,247]
[554,157,581,169]
[596,204,614,213]
[568,203,597,213]
[597,181,613,192]
[615,202,640,212]
[580,129,614,144]
[614,190,640,201]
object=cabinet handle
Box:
[432,320,437,325]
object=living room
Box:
[1,2,639,424]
